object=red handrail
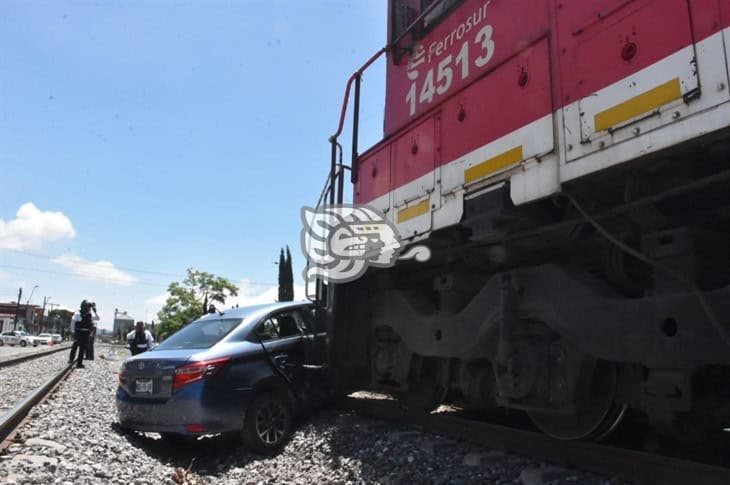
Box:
[329,0,446,143]
[328,47,386,143]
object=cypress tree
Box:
[277,248,286,302]
[282,246,294,301]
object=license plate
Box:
[135,378,153,394]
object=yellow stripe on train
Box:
[594,78,682,132]
[464,145,524,184]
[397,198,430,223]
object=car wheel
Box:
[242,392,292,454]
[20,340,27,347]
[0,340,4,346]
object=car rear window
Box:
[155,318,243,350]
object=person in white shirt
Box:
[127,321,155,355]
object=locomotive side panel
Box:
[384,0,551,136]
[440,37,555,192]
[391,114,439,237]
[559,0,730,183]
[355,144,391,216]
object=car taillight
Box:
[184,424,207,434]
[173,357,230,391]
[119,372,128,386]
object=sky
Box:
[0,1,388,329]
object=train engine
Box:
[314,0,730,440]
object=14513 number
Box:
[406,25,495,116]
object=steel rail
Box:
[343,396,730,485]
[0,362,73,448]
[0,343,72,369]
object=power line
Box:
[0,262,278,288]
[0,263,166,287]
[1,247,278,286]
[1,248,184,278]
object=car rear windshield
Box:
[154,318,242,350]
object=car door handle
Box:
[274,354,288,364]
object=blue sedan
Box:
[116,301,328,453]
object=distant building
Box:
[97,328,114,343]
[113,310,135,340]
[0,302,43,333]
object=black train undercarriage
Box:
[328,128,730,440]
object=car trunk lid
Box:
[122,351,192,399]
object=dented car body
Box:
[116,301,327,452]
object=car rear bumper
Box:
[115,383,254,435]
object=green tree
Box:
[278,246,294,301]
[47,309,72,335]
[156,268,238,339]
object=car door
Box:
[8,332,20,345]
[257,312,306,390]
[297,306,327,368]
[293,306,330,402]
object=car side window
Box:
[301,306,326,334]
[255,312,302,341]
[256,317,280,341]
[275,312,301,338]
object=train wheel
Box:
[528,360,626,440]
[396,356,448,413]
[396,382,448,413]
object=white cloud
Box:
[52,255,137,286]
[0,202,75,250]
[223,280,306,309]
[138,292,170,323]
[145,292,169,307]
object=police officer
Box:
[127,321,155,355]
[70,300,98,368]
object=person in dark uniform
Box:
[85,320,96,361]
[70,300,98,368]
[127,321,155,356]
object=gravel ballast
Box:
[0,351,71,414]
[0,345,626,484]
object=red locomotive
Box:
[314,0,730,440]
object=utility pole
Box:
[25,285,38,330]
[41,297,52,331]
[13,287,22,331]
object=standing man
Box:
[69,300,99,368]
[127,321,155,355]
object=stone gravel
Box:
[0,345,627,484]
[0,351,71,414]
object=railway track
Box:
[343,395,730,485]
[0,353,74,451]
[0,343,71,369]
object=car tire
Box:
[242,392,292,454]
[20,340,26,347]
[0,340,4,346]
